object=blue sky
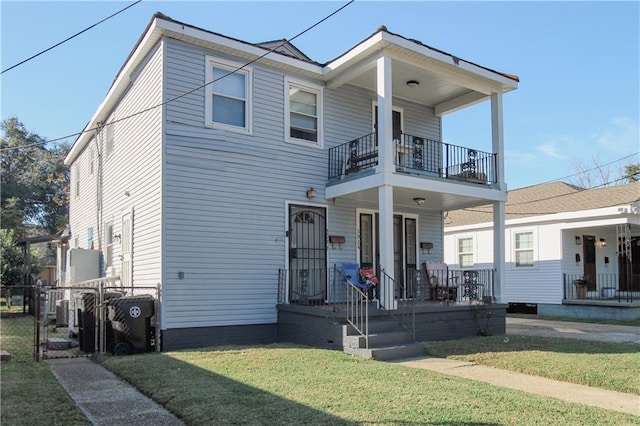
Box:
[1,1,638,189]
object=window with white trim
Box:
[514,231,534,267]
[285,78,322,146]
[105,222,114,267]
[458,237,474,268]
[205,57,252,133]
[105,123,114,158]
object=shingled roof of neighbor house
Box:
[445,181,640,227]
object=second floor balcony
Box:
[328,132,497,186]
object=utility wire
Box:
[461,172,640,216]
[1,1,142,75]
[0,0,355,152]
[535,152,639,185]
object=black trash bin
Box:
[77,291,123,353]
[106,294,156,355]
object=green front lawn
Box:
[425,335,640,395]
[101,344,639,425]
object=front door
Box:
[583,235,596,291]
[358,212,417,299]
[120,209,133,289]
[288,206,327,304]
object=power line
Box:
[460,173,640,216]
[1,0,355,152]
[1,1,142,75]
[537,152,639,185]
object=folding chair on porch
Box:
[342,263,377,301]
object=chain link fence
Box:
[1,283,161,362]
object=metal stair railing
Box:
[337,265,370,349]
[379,268,416,342]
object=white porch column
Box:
[377,54,394,174]
[493,201,506,303]
[378,184,396,309]
[491,92,506,303]
[376,54,396,309]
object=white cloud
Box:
[536,142,567,159]
[592,116,640,154]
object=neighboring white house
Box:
[64,13,519,350]
[444,182,640,320]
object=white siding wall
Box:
[68,42,163,288]
[445,222,565,304]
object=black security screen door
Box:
[288,206,327,304]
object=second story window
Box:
[458,237,474,268]
[285,78,322,147]
[206,57,252,134]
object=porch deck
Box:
[277,301,507,351]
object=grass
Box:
[101,344,640,425]
[425,335,640,395]
[507,313,640,327]
[0,310,89,425]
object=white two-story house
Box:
[65,13,518,351]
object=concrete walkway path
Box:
[393,317,640,417]
[47,358,184,425]
[393,356,639,416]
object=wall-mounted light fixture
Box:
[575,253,581,263]
[413,197,426,206]
[597,238,607,248]
[604,256,610,265]
[177,271,184,280]
[306,187,317,199]
[575,236,581,245]
[406,80,420,88]
[113,233,122,243]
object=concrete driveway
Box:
[506,317,640,344]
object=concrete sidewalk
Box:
[391,317,640,417]
[394,356,639,416]
[47,358,184,425]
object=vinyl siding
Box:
[68,41,163,287]
[161,38,445,329]
[162,39,325,328]
[444,223,565,304]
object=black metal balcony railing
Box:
[564,273,638,302]
[328,133,497,185]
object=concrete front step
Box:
[344,342,425,361]
[344,330,412,349]
[342,322,424,361]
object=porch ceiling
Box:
[336,186,500,212]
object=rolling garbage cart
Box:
[77,291,123,353]
[106,294,156,355]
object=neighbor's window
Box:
[515,231,534,267]
[205,57,252,133]
[285,78,322,146]
[458,237,474,268]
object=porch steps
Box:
[342,320,425,361]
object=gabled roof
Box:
[256,39,311,62]
[445,182,640,227]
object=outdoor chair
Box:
[423,260,458,302]
[342,263,377,300]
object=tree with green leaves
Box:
[1,117,70,233]
[1,117,68,286]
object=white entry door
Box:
[120,209,133,288]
